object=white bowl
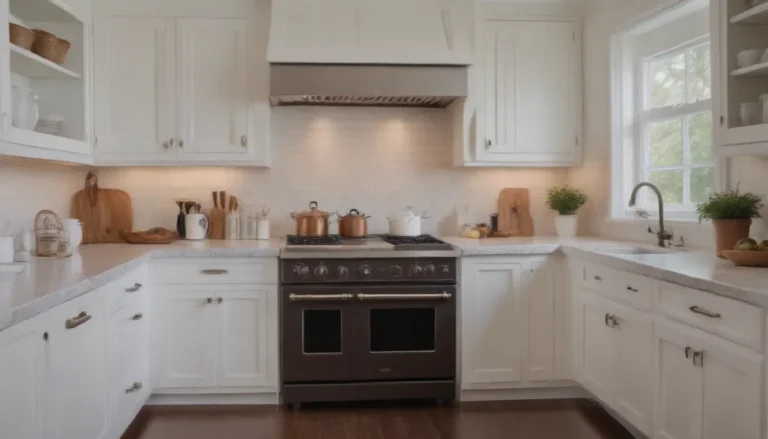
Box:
[738,50,762,68]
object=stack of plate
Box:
[35,115,64,136]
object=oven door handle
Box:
[289,293,355,302]
[356,292,452,301]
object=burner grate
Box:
[286,235,343,246]
[381,235,446,245]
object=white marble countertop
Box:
[0,239,282,332]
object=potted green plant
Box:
[697,188,763,258]
[547,186,588,237]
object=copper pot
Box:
[340,209,369,238]
[291,201,331,237]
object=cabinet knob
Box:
[240,135,247,148]
[125,283,142,293]
[162,141,170,150]
[125,382,143,393]
[217,297,223,304]
[131,313,143,321]
[485,138,492,149]
[179,139,184,148]
[206,298,213,304]
[169,138,175,146]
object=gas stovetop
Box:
[285,234,453,251]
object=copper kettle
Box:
[339,209,369,238]
[291,201,332,237]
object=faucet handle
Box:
[635,209,650,219]
[666,235,685,248]
[648,226,674,241]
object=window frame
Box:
[635,36,714,213]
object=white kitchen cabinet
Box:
[461,16,581,167]
[525,260,555,382]
[0,315,46,439]
[156,289,217,389]
[155,285,277,390]
[580,293,615,402]
[654,321,762,439]
[93,17,176,162]
[94,16,269,166]
[44,287,109,439]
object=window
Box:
[611,1,717,220]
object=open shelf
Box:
[4,125,89,156]
[731,60,768,77]
[731,2,768,25]
[9,0,83,23]
[10,44,81,80]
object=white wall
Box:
[573,0,768,248]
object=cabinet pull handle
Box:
[65,311,92,330]
[240,135,247,147]
[289,293,354,302]
[131,313,143,321]
[692,350,704,367]
[125,283,142,293]
[169,138,175,146]
[217,297,223,304]
[201,269,228,275]
[609,315,619,328]
[206,298,213,304]
[179,139,184,148]
[125,382,143,394]
[356,292,452,301]
[719,115,725,126]
[626,286,638,292]
[684,346,692,359]
[594,275,602,281]
[485,138,492,149]
[689,305,721,319]
[604,313,611,327]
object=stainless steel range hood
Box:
[269,64,469,108]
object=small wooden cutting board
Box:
[71,171,133,243]
[497,188,534,237]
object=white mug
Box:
[185,213,209,240]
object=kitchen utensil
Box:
[185,213,209,240]
[498,188,534,237]
[9,23,35,50]
[175,201,186,238]
[34,210,70,258]
[291,201,333,237]
[11,85,39,130]
[119,228,179,244]
[0,236,14,263]
[723,250,768,267]
[61,218,83,249]
[740,102,760,126]
[737,49,761,68]
[340,209,369,238]
[387,207,427,237]
[226,196,240,239]
[71,172,133,243]
[208,191,226,239]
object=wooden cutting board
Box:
[497,188,534,237]
[71,172,133,243]
[208,191,227,239]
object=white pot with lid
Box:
[387,207,427,236]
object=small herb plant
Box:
[547,186,588,216]
[697,188,764,221]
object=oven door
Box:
[352,285,456,381]
[281,286,356,383]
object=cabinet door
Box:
[612,303,653,435]
[525,260,554,382]
[94,17,176,162]
[217,288,274,388]
[155,290,217,388]
[0,316,45,439]
[580,293,615,403]
[654,322,703,439]
[176,19,251,161]
[699,334,762,439]
[461,260,524,387]
[479,20,580,164]
[45,290,109,439]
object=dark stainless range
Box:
[280,235,458,408]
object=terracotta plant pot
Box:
[713,218,752,259]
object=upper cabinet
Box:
[267,0,473,65]
[93,16,270,166]
[713,0,768,156]
[0,0,93,163]
[456,14,582,167]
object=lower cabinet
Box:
[155,285,276,390]
[654,321,762,439]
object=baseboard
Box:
[460,385,588,402]
[147,393,279,405]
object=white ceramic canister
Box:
[61,218,83,249]
[257,219,270,240]
[185,213,209,240]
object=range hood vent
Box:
[269,64,468,108]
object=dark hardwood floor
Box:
[124,399,634,439]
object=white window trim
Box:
[610,0,722,223]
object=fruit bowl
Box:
[722,250,768,267]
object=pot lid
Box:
[294,201,328,218]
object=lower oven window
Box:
[370,308,435,352]
[303,309,342,354]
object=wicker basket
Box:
[9,23,35,50]
[31,33,71,65]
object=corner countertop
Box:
[0,239,282,332]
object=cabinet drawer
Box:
[583,264,652,310]
[108,302,148,380]
[112,358,150,435]
[107,265,148,314]
[657,282,763,351]
[153,258,278,285]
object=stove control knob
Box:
[410,264,423,277]
[388,265,403,278]
[337,265,349,278]
[425,263,436,276]
[358,264,373,279]
[314,264,329,279]
[439,265,450,274]
[293,263,310,277]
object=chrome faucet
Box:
[628,182,674,248]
